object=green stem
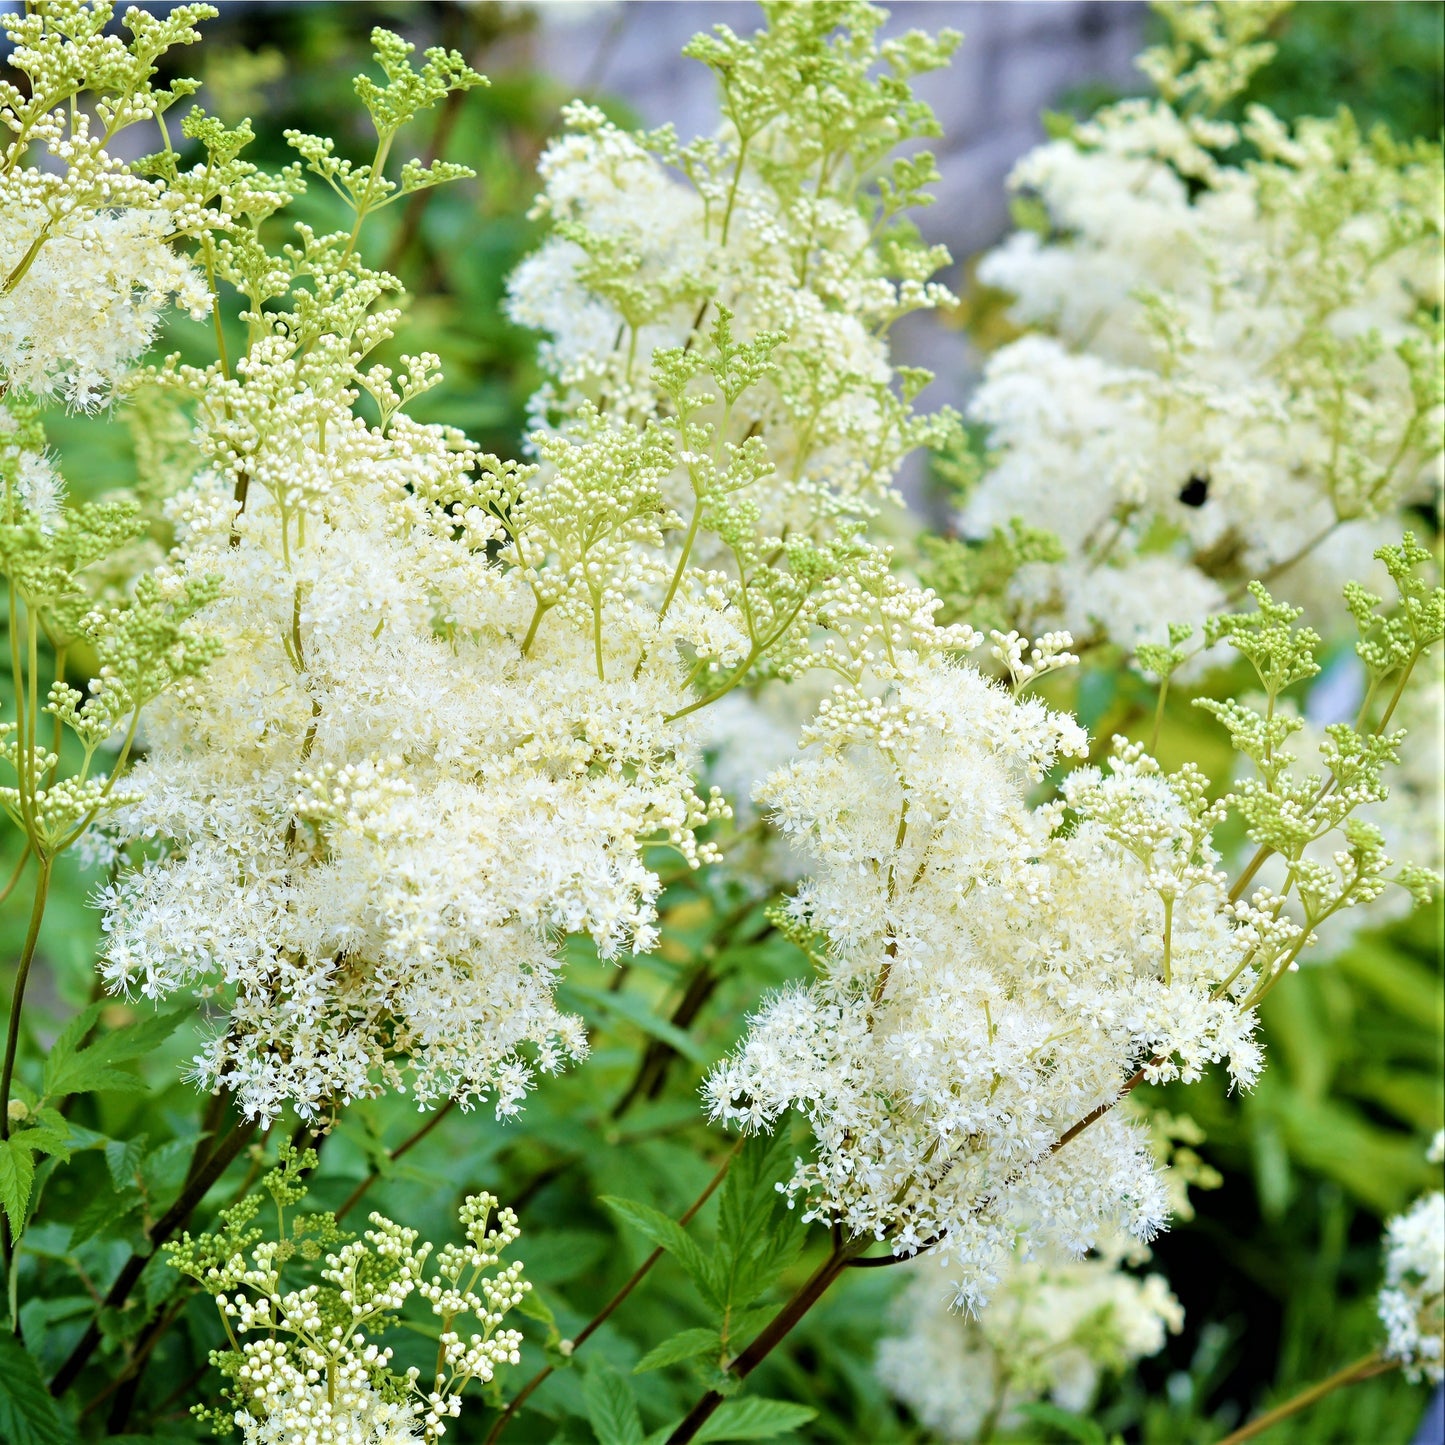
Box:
[49,1112,260,1397]
[484,1137,744,1445]
[1213,1351,1396,1445]
[0,857,52,1146]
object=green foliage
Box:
[0,1334,74,1445]
[0,4,1439,1443]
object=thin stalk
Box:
[49,1114,260,1397]
[335,1100,457,1222]
[1213,1350,1396,1445]
[484,1137,745,1445]
[666,1235,869,1443]
[1,857,52,1145]
[1149,673,1170,754]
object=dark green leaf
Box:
[563,983,707,1063]
[0,1334,76,1444]
[601,1196,721,1308]
[68,1180,140,1250]
[105,1134,147,1192]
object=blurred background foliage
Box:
[4,2,1442,1442]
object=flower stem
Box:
[49,1111,260,1397]
[484,1136,744,1444]
[666,1234,869,1443]
[1213,1350,1397,1445]
[0,856,51,1150]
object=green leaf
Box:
[633,1327,722,1374]
[582,1362,644,1445]
[562,983,707,1063]
[42,1006,188,1100]
[68,1180,140,1250]
[1015,1402,1109,1444]
[693,1397,817,1442]
[0,1334,76,1444]
[601,1196,721,1308]
[105,1134,147,1192]
[0,1138,36,1239]
[714,1135,807,1309]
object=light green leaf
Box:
[633,1327,721,1374]
[43,1006,188,1100]
[693,1397,817,1442]
[0,1138,36,1240]
[601,1196,721,1308]
[0,1334,76,1444]
[582,1362,644,1445]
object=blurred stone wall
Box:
[534,1,1147,502]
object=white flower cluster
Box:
[0,2,213,406]
[507,5,960,545]
[100,324,732,1120]
[706,650,1262,1308]
[95,6,970,1123]
[878,1244,1183,1441]
[1377,1131,1445,1384]
[240,1365,422,1445]
[959,21,1443,661]
[185,1190,527,1445]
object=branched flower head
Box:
[1377,1132,1445,1384]
[954,1,1443,663]
[167,1144,529,1443]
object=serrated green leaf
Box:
[601,1196,721,1308]
[633,1327,722,1374]
[42,1007,188,1101]
[715,1134,803,1308]
[1015,1401,1109,1444]
[43,1003,104,1070]
[68,1180,140,1250]
[9,1124,72,1164]
[141,1136,194,1203]
[0,1334,76,1444]
[582,1362,644,1445]
[105,1134,147,1192]
[0,1137,36,1240]
[693,1397,817,1442]
[562,983,707,1063]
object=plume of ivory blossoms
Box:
[706,548,1442,1308]
[706,641,1263,1308]
[0,2,214,407]
[957,1,1444,663]
[1377,1132,1445,1385]
[507,1,962,553]
[99,6,969,1123]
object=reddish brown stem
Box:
[50,1114,259,1397]
[484,1138,743,1445]
[335,1099,456,1222]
